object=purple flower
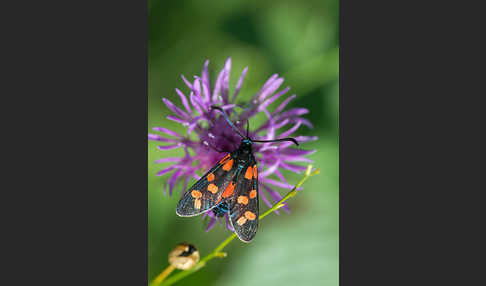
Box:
[149,58,317,231]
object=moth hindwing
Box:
[176,153,238,217]
[228,160,259,243]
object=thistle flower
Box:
[149,58,317,231]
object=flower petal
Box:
[201,60,211,102]
[289,117,314,129]
[154,157,182,163]
[258,144,279,152]
[280,154,313,163]
[194,76,211,109]
[156,166,175,176]
[192,78,201,98]
[148,134,175,143]
[221,58,231,103]
[258,184,276,211]
[206,217,217,232]
[260,159,281,177]
[279,161,308,173]
[172,163,195,170]
[220,104,236,110]
[187,121,199,135]
[273,94,296,116]
[273,169,289,185]
[175,88,192,115]
[162,97,189,119]
[152,127,184,138]
[212,64,225,102]
[168,169,182,196]
[258,77,284,102]
[258,86,290,112]
[280,148,316,156]
[189,92,204,115]
[264,169,304,192]
[294,135,318,142]
[277,108,309,120]
[166,115,189,126]
[232,66,248,102]
[181,75,193,90]
[278,121,302,138]
[255,118,289,133]
[261,74,278,91]
[156,144,182,150]
[261,108,276,141]
[259,177,294,189]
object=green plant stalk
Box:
[154,165,319,286]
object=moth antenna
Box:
[210,106,246,139]
[252,137,299,146]
[246,120,250,138]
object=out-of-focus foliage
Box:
[149,0,338,285]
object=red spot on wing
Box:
[237,196,249,205]
[244,211,256,220]
[207,183,218,194]
[244,166,253,180]
[222,181,235,198]
[191,190,202,198]
[207,173,215,182]
[222,159,234,171]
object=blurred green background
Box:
[148,0,338,285]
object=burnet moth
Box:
[176,105,299,242]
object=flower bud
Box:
[168,243,200,270]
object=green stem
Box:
[155,165,319,286]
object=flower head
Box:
[149,58,317,231]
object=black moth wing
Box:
[228,159,259,243]
[176,153,237,217]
